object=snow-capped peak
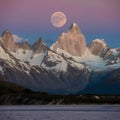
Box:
[69,23,80,32]
[73,23,78,27]
[61,32,66,36]
[111,49,120,56]
[93,39,107,47]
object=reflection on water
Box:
[0,105,120,120]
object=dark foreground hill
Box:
[0,80,120,105]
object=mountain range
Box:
[0,23,120,94]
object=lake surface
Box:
[0,105,120,120]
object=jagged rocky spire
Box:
[89,39,112,59]
[1,30,17,51]
[51,23,86,56]
[32,38,48,54]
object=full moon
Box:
[51,12,67,28]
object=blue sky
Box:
[0,0,120,48]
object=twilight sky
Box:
[0,0,120,48]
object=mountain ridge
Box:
[0,23,120,94]
[51,23,86,56]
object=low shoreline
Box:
[0,93,120,105]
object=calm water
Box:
[0,105,120,120]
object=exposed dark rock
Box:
[32,38,48,54]
[89,39,112,59]
[18,41,31,50]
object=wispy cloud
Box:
[12,34,27,43]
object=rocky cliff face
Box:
[18,41,31,50]
[89,39,112,59]
[32,38,48,54]
[1,30,18,52]
[0,30,48,53]
[51,23,86,57]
